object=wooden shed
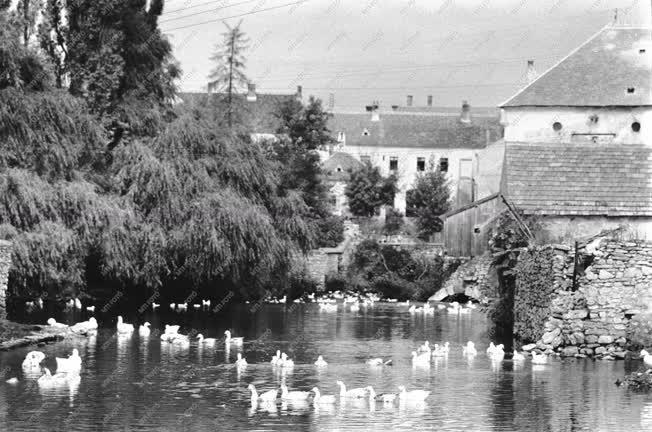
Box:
[443,193,505,257]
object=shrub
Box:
[384,208,404,235]
[627,313,652,350]
[371,274,418,301]
[315,215,344,248]
[345,163,397,217]
[324,273,348,293]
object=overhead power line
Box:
[160,0,265,22]
[161,0,310,31]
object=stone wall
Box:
[429,253,494,302]
[0,241,12,320]
[531,238,652,358]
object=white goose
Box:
[336,380,367,398]
[235,353,248,368]
[490,344,505,361]
[74,298,82,310]
[311,387,337,404]
[366,358,392,366]
[280,384,311,401]
[398,385,430,402]
[152,302,160,310]
[512,350,526,361]
[47,318,68,329]
[36,298,44,309]
[224,330,243,346]
[641,350,652,367]
[86,306,95,313]
[367,386,397,404]
[196,334,217,346]
[314,355,328,367]
[411,351,431,366]
[202,299,211,308]
[279,352,294,368]
[22,351,46,369]
[169,303,176,310]
[463,341,477,356]
[139,322,151,337]
[38,368,75,386]
[248,384,277,404]
[531,352,548,365]
[417,341,431,354]
[270,350,282,365]
[71,317,98,334]
[116,316,134,334]
[177,303,188,311]
[165,324,180,334]
[486,342,497,355]
[55,349,82,373]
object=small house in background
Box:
[327,100,503,215]
[176,84,303,141]
[321,152,364,216]
[443,24,652,257]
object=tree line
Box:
[0,2,342,303]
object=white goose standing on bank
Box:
[224,330,243,346]
[314,355,328,367]
[47,318,68,329]
[336,380,367,399]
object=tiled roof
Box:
[389,106,500,117]
[177,92,294,133]
[502,27,652,107]
[322,152,364,181]
[503,141,652,216]
[328,112,502,149]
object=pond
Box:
[1,303,651,431]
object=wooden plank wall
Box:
[443,195,505,257]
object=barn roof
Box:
[501,27,652,107]
[502,141,652,216]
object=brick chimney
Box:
[367,100,380,121]
[296,85,303,102]
[406,95,413,107]
[246,83,257,102]
[526,60,538,84]
[328,93,335,111]
[460,100,471,124]
[427,95,433,107]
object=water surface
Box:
[1,304,650,431]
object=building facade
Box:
[327,102,503,214]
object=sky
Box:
[162,0,651,110]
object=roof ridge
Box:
[499,24,611,108]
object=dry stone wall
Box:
[530,238,652,359]
[429,253,494,302]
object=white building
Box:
[327,102,503,214]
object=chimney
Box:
[296,85,303,101]
[328,93,335,111]
[427,95,433,107]
[526,60,538,84]
[370,100,380,121]
[406,95,413,107]
[460,100,471,124]
[246,83,257,102]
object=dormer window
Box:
[553,122,562,131]
[362,128,370,136]
[632,121,641,132]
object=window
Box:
[439,157,448,173]
[337,131,345,142]
[627,87,636,94]
[362,128,370,136]
[389,156,398,171]
[360,155,371,164]
[553,121,562,131]
[640,49,646,54]
[632,121,641,132]
[416,157,425,172]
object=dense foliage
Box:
[345,164,397,217]
[406,165,450,239]
[512,247,557,343]
[0,3,339,302]
[345,240,458,301]
[484,210,542,342]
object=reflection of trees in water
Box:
[488,363,517,431]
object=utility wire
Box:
[161,0,266,22]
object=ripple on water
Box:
[0,303,649,431]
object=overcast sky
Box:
[163,0,650,109]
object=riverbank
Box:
[0,319,70,351]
